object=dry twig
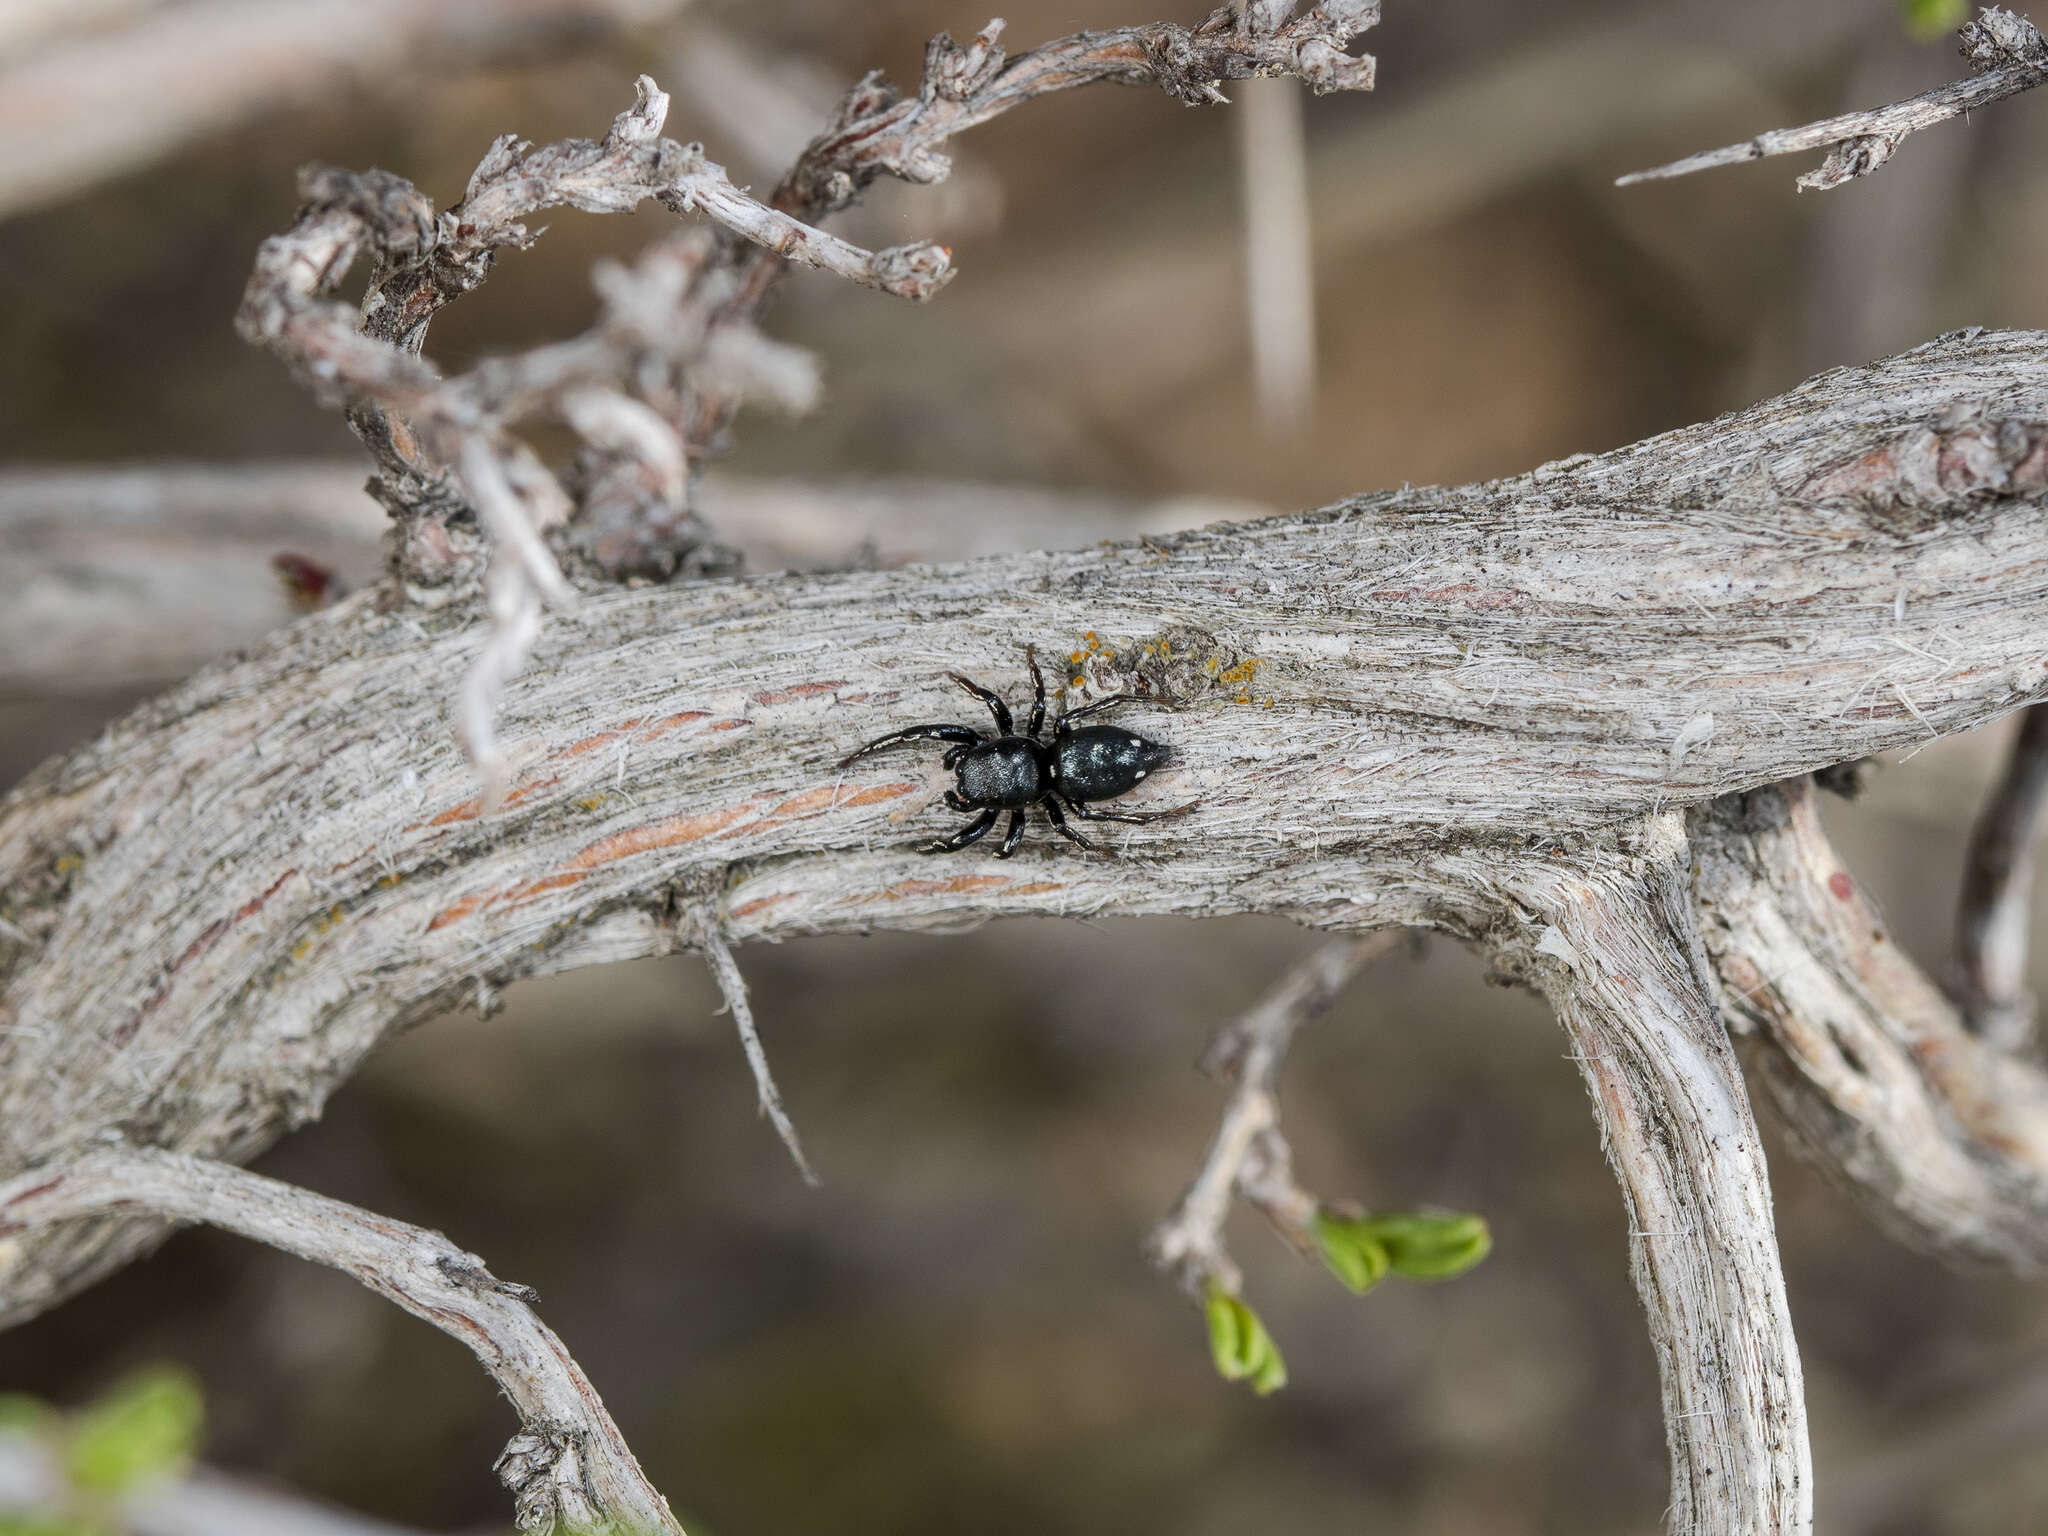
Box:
[690,910,818,1186]
[1236,77,1318,428]
[1618,6,2048,191]
[0,1146,683,1536]
[1149,935,1398,1294]
[1952,707,2048,1050]
[681,1,1380,446]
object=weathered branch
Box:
[1952,705,2048,1048]
[1694,779,2048,1270]
[0,1146,683,1536]
[5,329,2046,1333]
[1618,6,2048,191]
[1491,816,1809,1535]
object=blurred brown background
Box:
[6,1,2048,1531]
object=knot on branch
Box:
[1798,131,1903,191]
[924,20,1007,103]
[495,1425,602,1534]
[297,164,438,259]
[1796,413,2048,525]
[1962,7,2048,73]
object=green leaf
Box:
[1356,1211,1493,1280]
[0,1394,52,1435]
[1201,1283,1288,1396]
[1901,0,1968,41]
[0,1517,92,1536]
[1312,1212,1391,1295]
[65,1367,204,1494]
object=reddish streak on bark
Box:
[727,892,799,921]
[425,783,917,929]
[426,893,488,931]
[749,681,847,706]
[634,711,710,741]
[501,872,589,907]
[709,719,750,732]
[878,874,1020,899]
[1828,871,1855,901]
[752,781,909,827]
[1,1177,63,1211]
[559,719,649,757]
[116,866,303,1044]
[425,775,562,828]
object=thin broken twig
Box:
[692,912,819,1187]
[1618,6,2048,191]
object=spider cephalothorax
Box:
[839,647,1189,856]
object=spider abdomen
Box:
[1054,724,1171,803]
[954,738,1046,808]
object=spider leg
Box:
[838,723,982,768]
[1024,646,1047,737]
[1060,795,1201,825]
[1041,795,1100,852]
[990,809,1026,858]
[923,808,998,854]
[947,673,1014,735]
[1054,693,1150,730]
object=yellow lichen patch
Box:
[1209,654,1264,704]
[376,872,403,889]
[291,904,346,960]
[575,795,608,812]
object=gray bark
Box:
[7,327,2048,1533]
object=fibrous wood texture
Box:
[1495,816,1809,1535]
[6,329,2048,1535]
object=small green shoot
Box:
[1316,1209,1492,1286]
[1203,1281,1288,1396]
[1901,0,1969,41]
[65,1367,204,1494]
[1312,1211,1391,1295]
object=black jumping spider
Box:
[839,647,1188,856]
